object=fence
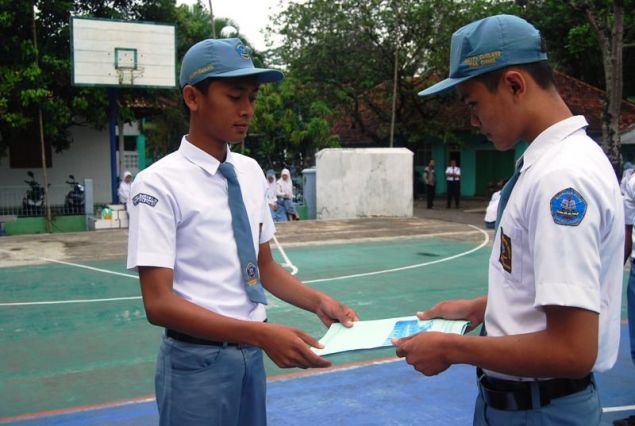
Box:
[0,183,87,218]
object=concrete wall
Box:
[315,148,413,219]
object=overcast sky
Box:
[176,0,298,51]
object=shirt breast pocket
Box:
[491,225,524,287]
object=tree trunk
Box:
[583,0,624,179]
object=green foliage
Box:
[248,76,340,171]
[268,0,521,148]
[520,0,634,95]
[3,0,630,172]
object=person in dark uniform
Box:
[423,159,436,208]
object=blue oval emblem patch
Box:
[235,43,251,60]
[550,187,587,226]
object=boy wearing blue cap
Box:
[393,15,623,425]
[127,38,358,425]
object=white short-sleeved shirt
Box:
[485,116,624,379]
[445,166,461,181]
[623,173,635,258]
[127,137,275,321]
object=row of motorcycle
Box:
[23,171,85,214]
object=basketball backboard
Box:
[70,17,176,88]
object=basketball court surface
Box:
[0,212,633,425]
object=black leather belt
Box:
[477,368,593,411]
[166,329,238,346]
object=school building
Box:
[332,71,635,198]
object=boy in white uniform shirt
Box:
[393,15,623,425]
[619,173,635,426]
[127,38,358,426]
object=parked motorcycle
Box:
[64,174,85,214]
[22,171,45,215]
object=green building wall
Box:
[430,136,528,198]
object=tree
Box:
[572,0,631,174]
[268,0,520,150]
[521,0,635,175]
[141,2,263,160]
[0,0,181,160]
[249,75,340,171]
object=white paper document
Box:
[312,316,470,356]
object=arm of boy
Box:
[258,241,359,362]
[258,241,358,328]
[393,297,597,379]
[138,265,335,369]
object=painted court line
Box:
[0,395,156,423]
[0,226,488,306]
[603,405,635,413]
[272,234,298,275]
[305,225,489,284]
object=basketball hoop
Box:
[116,67,144,86]
[71,17,175,88]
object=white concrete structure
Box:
[315,148,413,219]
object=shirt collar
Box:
[519,115,588,172]
[178,136,235,176]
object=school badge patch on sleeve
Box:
[132,193,159,207]
[550,188,587,226]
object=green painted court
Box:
[0,221,632,424]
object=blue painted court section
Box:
[5,325,633,426]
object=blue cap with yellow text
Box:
[179,38,284,88]
[418,15,547,97]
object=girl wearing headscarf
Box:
[276,168,298,220]
[266,170,286,222]
[118,171,133,206]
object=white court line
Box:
[602,405,635,413]
[305,225,489,284]
[0,225,489,306]
[272,234,298,275]
[0,296,142,307]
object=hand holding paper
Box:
[312,316,469,356]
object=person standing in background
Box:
[445,159,461,208]
[424,159,436,209]
[117,171,132,205]
[619,172,635,426]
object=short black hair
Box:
[475,61,555,92]
[181,77,217,118]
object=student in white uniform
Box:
[117,171,132,205]
[127,38,358,426]
[445,159,461,208]
[620,172,635,426]
[276,168,298,220]
[483,189,500,229]
[393,15,623,425]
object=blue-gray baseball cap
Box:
[418,15,547,97]
[179,38,284,88]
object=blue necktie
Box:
[218,162,268,305]
[495,157,524,231]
